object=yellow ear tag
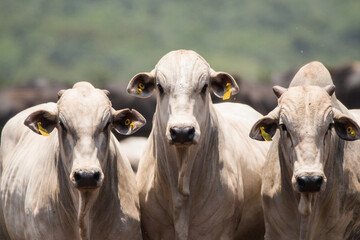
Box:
[124,119,131,126]
[130,122,135,129]
[260,126,272,141]
[138,83,145,90]
[37,122,50,136]
[347,126,356,138]
[222,83,231,100]
[136,88,142,94]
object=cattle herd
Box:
[0,50,359,240]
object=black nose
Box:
[296,176,323,192]
[170,127,195,144]
[74,170,101,189]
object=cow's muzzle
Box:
[296,175,323,193]
[169,126,195,145]
[71,169,103,190]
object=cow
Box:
[249,61,360,240]
[0,82,145,240]
[127,50,270,240]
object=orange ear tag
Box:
[260,127,272,141]
[347,126,356,138]
[37,122,50,136]
[222,83,231,100]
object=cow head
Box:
[250,84,360,213]
[127,50,238,147]
[24,82,146,191]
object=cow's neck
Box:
[57,146,110,240]
[53,148,79,238]
[153,105,219,240]
[56,149,82,238]
[278,134,345,238]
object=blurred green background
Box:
[1,0,359,88]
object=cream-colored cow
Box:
[127,50,270,240]
[250,62,360,240]
[0,82,145,240]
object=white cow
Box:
[250,62,360,240]
[0,82,145,240]
[127,50,270,240]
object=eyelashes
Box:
[59,121,67,133]
[157,83,164,95]
[201,83,208,94]
[155,82,209,96]
[279,124,287,132]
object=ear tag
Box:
[222,83,232,100]
[138,83,145,90]
[260,126,272,141]
[124,118,135,129]
[136,82,145,94]
[37,122,50,136]
[347,126,356,138]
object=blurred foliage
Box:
[0,0,359,87]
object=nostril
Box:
[297,177,306,191]
[314,176,323,189]
[170,128,177,141]
[188,127,195,140]
[93,172,100,182]
[74,172,81,183]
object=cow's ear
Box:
[333,109,360,141]
[24,110,58,136]
[210,70,239,99]
[249,107,280,141]
[112,108,146,135]
[127,72,155,98]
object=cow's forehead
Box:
[279,86,332,125]
[155,50,210,85]
[57,85,111,125]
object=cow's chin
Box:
[168,140,197,147]
[75,185,102,193]
[298,193,317,216]
[71,179,103,193]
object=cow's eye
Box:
[201,83,208,94]
[59,121,67,133]
[279,124,287,132]
[157,83,164,95]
